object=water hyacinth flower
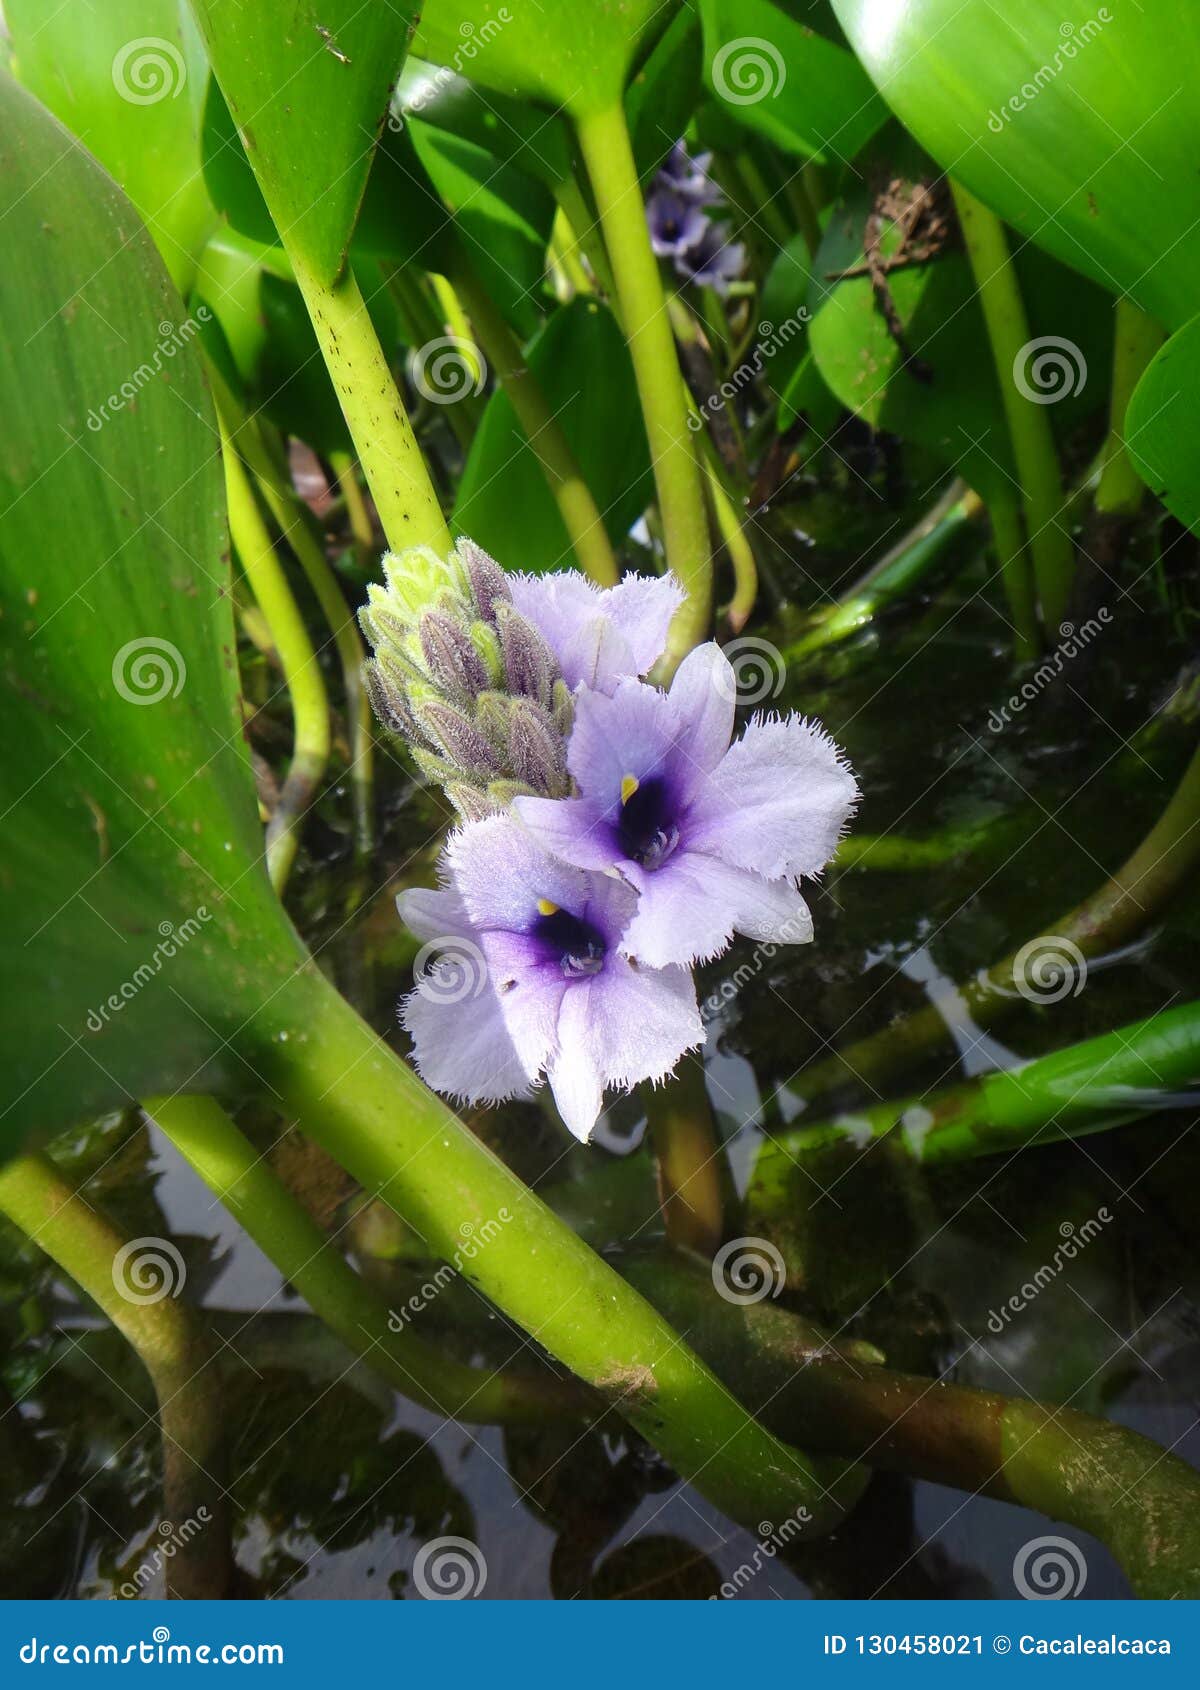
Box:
[674,222,746,294]
[514,643,857,967]
[647,188,709,259]
[398,816,703,1141]
[656,141,723,206]
[644,140,745,297]
[508,569,683,694]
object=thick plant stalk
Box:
[951,181,1075,636]
[576,102,712,665]
[239,961,864,1535]
[0,1152,230,1599]
[288,251,452,555]
[328,448,375,555]
[145,1094,580,1425]
[642,1058,725,1257]
[251,446,374,863]
[1095,302,1165,517]
[751,999,1200,1180]
[626,1253,1200,1600]
[448,251,620,586]
[222,425,329,892]
[795,737,1200,1108]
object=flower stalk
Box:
[576,102,712,666]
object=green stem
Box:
[251,443,374,863]
[1095,301,1166,517]
[628,1252,1200,1599]
[239,962,863,1534]
[328,447,375,556]
[576,101,712,665]
[951,181,1075,636]
[288,252,451,555]
[642,1057,725,1257]
[428,272,487,390]
[555,176,621,312]
[703,455,757,632]
[387,266,479,453]
[448,250,620,586]
[794,737,1200,1109]
[0,1152,230,1598]
[987,483,1039,661]
[145,1094,579,1425]
[221,422,329,892]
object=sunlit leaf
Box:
[1127,314,1200,535]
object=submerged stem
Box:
[951,181,1074,637]
[642,1057,725,1257]
[1095,301,1165,517]
[987,484,1039,662]
[448,251,620,585]
[289,253,451,555]
[576,102,712,665]
[0,1152,230,1597]
[221,423,329,891]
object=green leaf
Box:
[396,59,574,191]
[0,73,303,1152]
[453,299,651,569]
[698,0,886,163]
[187,0,416,283]
[759,232,814,399]
[626,9,703,180]
[1127,314,1200,535]
[412,0,671,117]
[832,0,1200,329]
[8,0,214,292]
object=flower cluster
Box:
[364,541,857,1142]
[646,141,745,295]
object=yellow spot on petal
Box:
[536,898,559,916]
[620,773,640,806]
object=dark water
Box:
[4,501,1199,1599]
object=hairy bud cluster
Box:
[359,537,573,820]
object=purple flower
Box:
[675,222,745,295]
[508,570,684,695]
[514,644,857,967]
[398,816,703,1141]
[657,141,722,206]
[647,187,709,258]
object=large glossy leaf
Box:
[832,0,1200,330]
[187,0,416,283]
[0,74,305,1152]
[1127,314,1200,535]
[396,59,575,191]
[699,0,885,164]
[8,0,213,292]
[412,0,671,116]
[453,300,651,570]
